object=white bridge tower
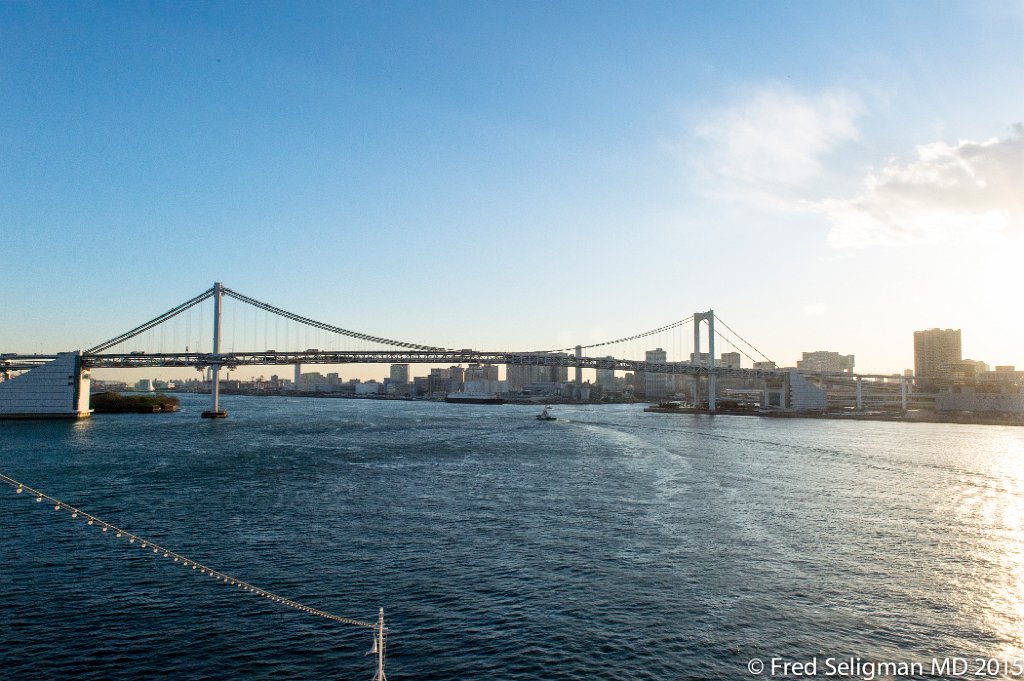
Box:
[693,310,716,412]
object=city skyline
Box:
[2,2,1022,375]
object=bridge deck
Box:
[49,350,787,378]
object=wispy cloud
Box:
[692,86,864,200]
[802,303,828,317]
[816,125,1024,248]
[690,87,1023,250]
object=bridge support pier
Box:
[693,310,716,412]
[202,282,228,419]
[574,345,582,395]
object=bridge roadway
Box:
[57,350,786,379]
[4,352,915,383]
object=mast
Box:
[374,608,387,681]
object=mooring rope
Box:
[0,471,377,630]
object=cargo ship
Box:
[444,392,505,405]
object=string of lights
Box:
[0,471,377,630]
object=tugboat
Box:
[535,405,556,421]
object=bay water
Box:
[3,394,1024,679]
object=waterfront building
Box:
[506,354,568,391]
[506,363,536,390]
[935,385,1024,413]
[554,358,569,383]
[596,356,616,388]
[719,352,741,370]
[913,328,962,390]
[299,371,324,385]
[355,381,381,395]
[448,366,465,392]
[796,351,854,374]
[389,364,410,384]
[465,363,499,382]
[945,359,988,383]
[643,348,671,398]
[428,368,452,395]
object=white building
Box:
[0,352,92,419]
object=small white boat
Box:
[535,406,556,421]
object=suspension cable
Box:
[538,316,695,353]
[86,287,215,354]
[0,471,377,630]
[713,315,773,363]
[714,329,758,365]
[222,287,446,352]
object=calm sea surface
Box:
[3,394,1024,679]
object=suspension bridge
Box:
[0,281,885,419]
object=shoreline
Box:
[642,405,1024,427]
[102,390,1024,427]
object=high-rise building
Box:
[448,366,465,391]
[913,328,962,389]
[543,354,569,383]
[465,363,499,382]
[389,364,410,384]
[428,367,451,395]
[596,356,616,387]
[505,363,535,391]
[506,353,568,390]
[643,348,671,398]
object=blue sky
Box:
[2,1,1022,376]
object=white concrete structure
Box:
[762,370,828,411]
[0,352,92,419]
